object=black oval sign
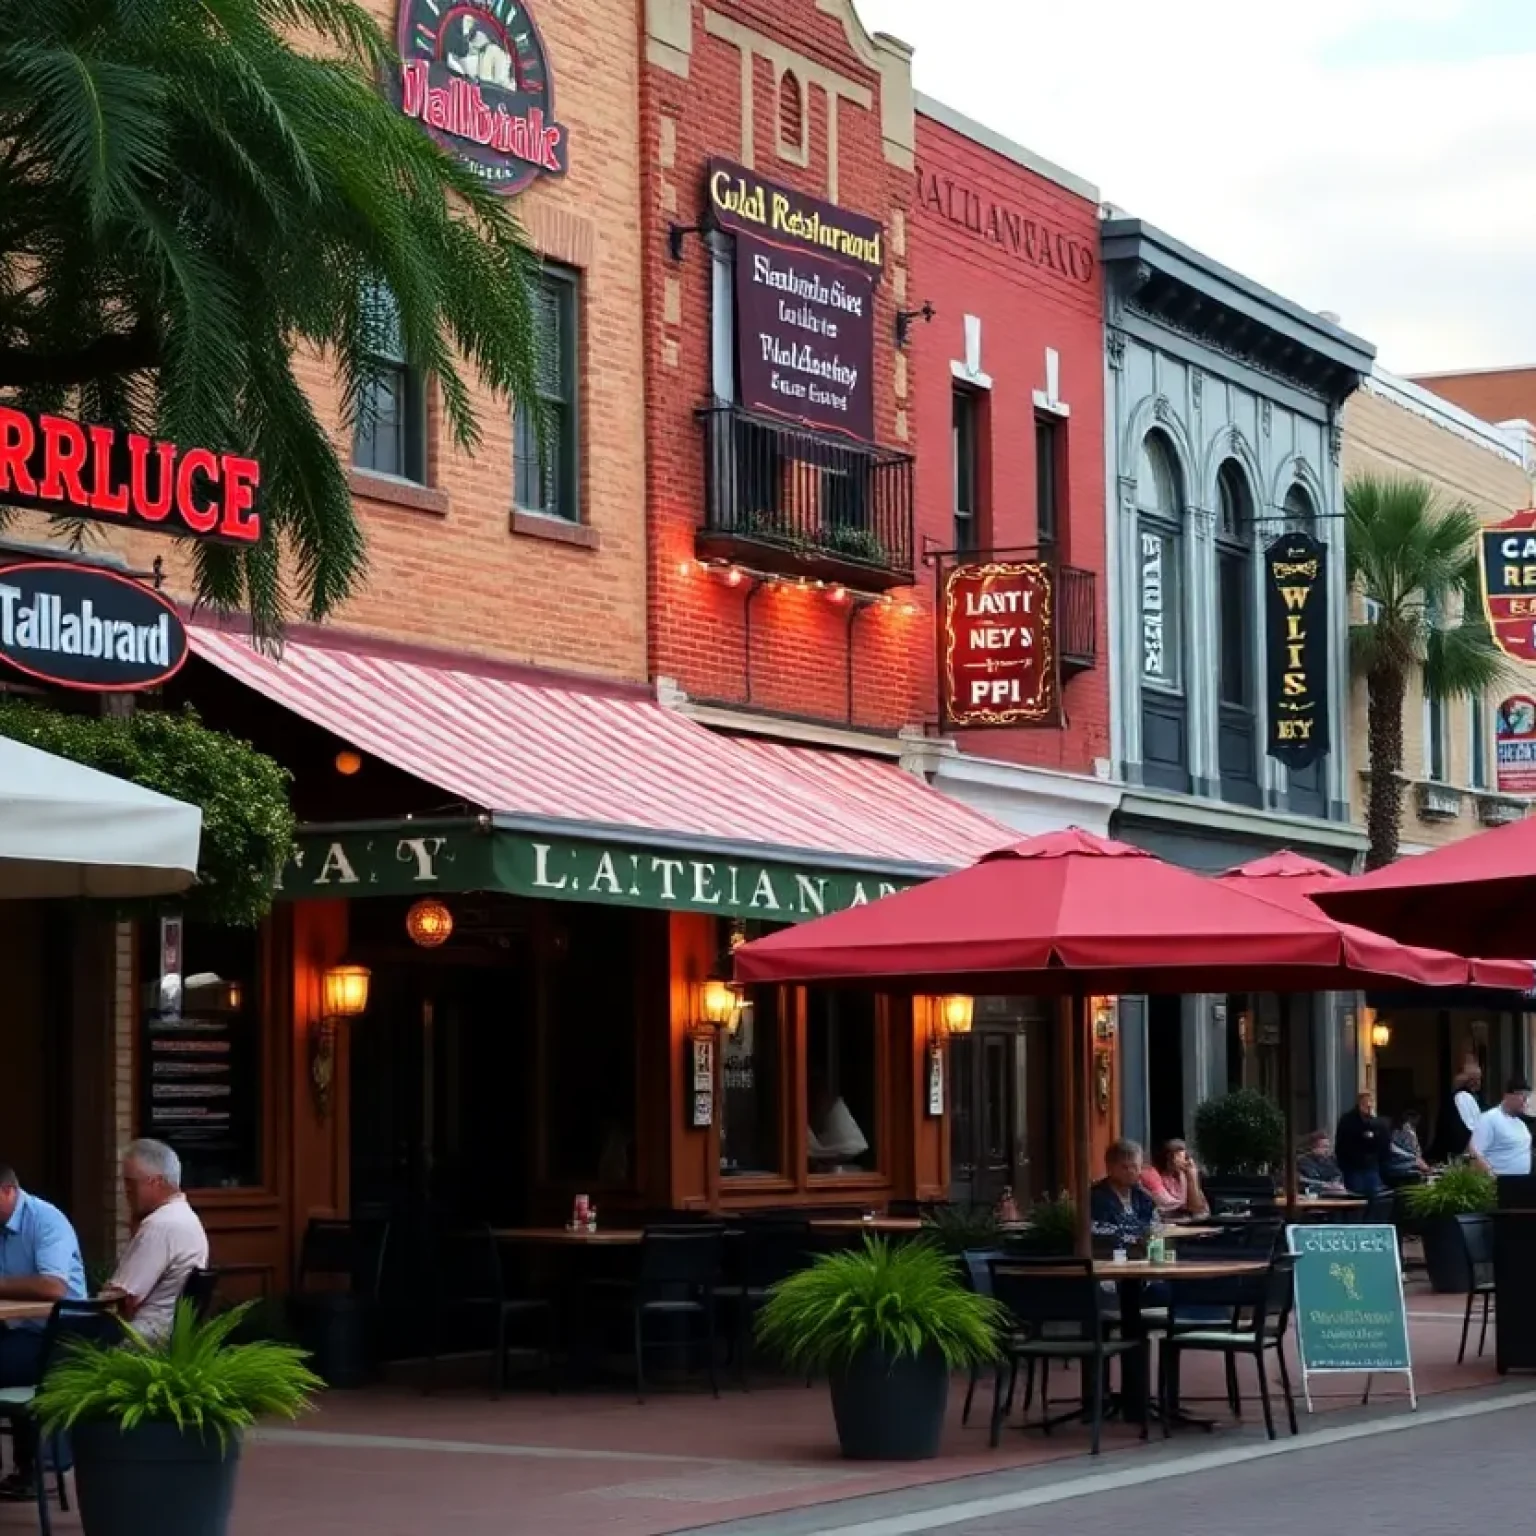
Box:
[0,561,188,692]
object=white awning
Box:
[0,736,201,898]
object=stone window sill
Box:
[346,468,449,517]
[510,508,600,549]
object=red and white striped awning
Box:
[189,626,1010,876]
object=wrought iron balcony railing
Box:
[697,403,915,590]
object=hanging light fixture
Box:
[406,898,454,948]
[1371,1019,1392,1049]
[938,995,974,1035]
[701,975,743,1034]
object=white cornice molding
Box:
[1364,365,1525,468]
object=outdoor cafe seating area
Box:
[288,1178,1388,1454]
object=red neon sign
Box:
[0,406,262,545]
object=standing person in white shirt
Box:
[100,1140,210,1344]
[1471,1078,1533,1178]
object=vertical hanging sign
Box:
[940,560,1057,727]
[1264,531,1330,768]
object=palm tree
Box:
[0,0,543,633]
[1346,474,1510,868]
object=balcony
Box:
[697,403,915,591]
[1057,564,1097,674]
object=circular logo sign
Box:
[0,562,188,692]
[392,0,569,196]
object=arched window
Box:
[1283,482,1316,530]
[778,70,805,155]
[1136,433,1182,692]
[1215,461,1253,710]
[1215,461,1259,806]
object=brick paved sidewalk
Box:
[0,1289,1500,1536]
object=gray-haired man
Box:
[101,1140,209,1343]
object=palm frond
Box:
[0,0,540,634]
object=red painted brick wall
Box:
[642,2,928,731]
[910,109,1109,773]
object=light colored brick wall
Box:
[7,0,649,683]
[1341,381,1536,847]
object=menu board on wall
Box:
[141,1011,259,1188]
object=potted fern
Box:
[34,1301,320,1536]
[755,1236,1004,1459]
[1403,1162,1496,1293]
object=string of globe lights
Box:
[676,557,922,616]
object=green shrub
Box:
[755,1235,1005,1371]
[1019,1192,1076,1254]
[1403,1161,1496,1218]
[34,1301,319,1447]
[920,1204,1001,1255]
[1193,1088,1286,1175]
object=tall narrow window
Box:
[1035,415,1061,550]
[1470,695,1490,790]
[1137,434,1181,691]
[1215,464,1252,710]
[1425,686,1450,783]
[953,389,980,551]
[515,264,580,522]
[353,282,425,483]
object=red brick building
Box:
[908,96,1112,799]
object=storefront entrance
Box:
[949,1002,1056,1208]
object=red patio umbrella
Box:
[1217,850,1532,1209]
[1311,817,1536,961]
[736,829,1467,1251]
[1216,850,1533,991]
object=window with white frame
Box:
[1424,685,1451,783]
[1469,695,1491,790]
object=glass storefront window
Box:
[806,989,878,1174]
[138,917,262,1190]
[720,987,782,1178]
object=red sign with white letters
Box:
[0,405,261,545]
[941,561,1056,727]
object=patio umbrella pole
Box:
[1073,987,1092,1258]
[1279,993,1297,1221]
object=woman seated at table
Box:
[1140,1139,1209,1218]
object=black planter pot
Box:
[1420,1214,1475,1294]
[72,1421,241,1536]
[829,1347,949,1460]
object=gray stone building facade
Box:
[1100,218,1377,1148]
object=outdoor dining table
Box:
[489,1227,647,1245]
[0,1301,55,1324]
[808,1217,924,1235]
[995,1256,1268,1427]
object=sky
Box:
[855,0,1536,373]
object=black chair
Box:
[988,1259,1147,1456]
[1240,1219,1286,1257]
[614,1227,725,1401]
[958,1248,1004,1426]
[179,1266,221,1322]
[714,1218,812,1389]
[1160,1255,1298,1440]
[1203,1176,1280,1215]
[426,1225,555,1397]
[289,1217,390,1389]
[0,1299,121,1535]
[1457,1213,1495,1364]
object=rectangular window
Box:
[138,918,262,1191]
[1140,525,1181,690]
[1470,696,1490,790]
[514,265,580,522]
[806,989,877,1174]
[353,282,425,483]
[721,987,783,1178]
[1218,550,1250,707]
[953,389,979,552]
[1424,684,1450,783]
[1035,415,1061,548]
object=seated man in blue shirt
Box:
[1090,1139,1159,1245]
[0,1165,87,1500]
